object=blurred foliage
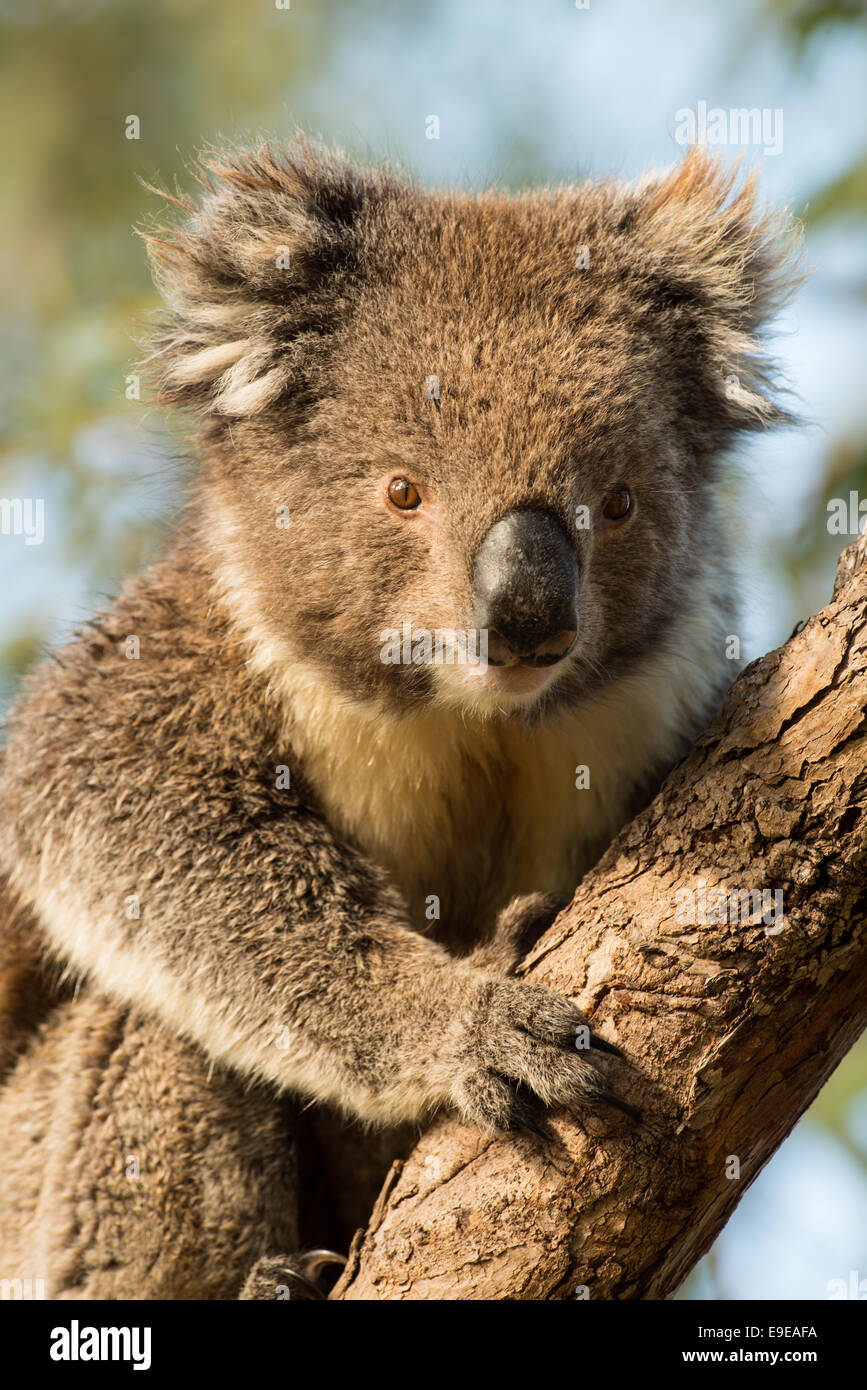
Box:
[762,1,867,232]
[0,0,343,679]
[756,0,867,629]
[776,434,867,624]
[763,0,867,52]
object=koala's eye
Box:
[602,487,632,523]
[387,477,422,511]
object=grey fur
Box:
[0,140,801,1298]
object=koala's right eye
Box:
[602,487,632,523]
[387,477,422,511]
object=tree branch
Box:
[333,535,867,1301]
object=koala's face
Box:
[152,145,798,720]
[217,259,714,720]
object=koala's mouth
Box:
[475,663,560,693]
[438,650,571,712]
[484,626,578,669]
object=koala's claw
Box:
[239,1248,346,1300]
[449,976,636,1132]
[593,1090,642,1122]
[586,1031,625,1059]
[280,1267,327,1301]
[300,1249,347,1282]
[503,1082,551,1140]
[518,1116,550,1141]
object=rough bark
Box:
[333,535,867,1301]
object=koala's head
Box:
[146,140,801,721]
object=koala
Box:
[0,140,799,1299]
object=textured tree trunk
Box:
[333,535,867,1301]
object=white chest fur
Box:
[271,631,720,938]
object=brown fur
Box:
[0,140,801,1298]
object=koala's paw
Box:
[468,891,570,975]
[447,976,637,1135]
[239,1249,346,1301]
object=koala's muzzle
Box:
[473,509,579,667]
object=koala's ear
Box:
[141,141,380,416]
[633,148,804,429]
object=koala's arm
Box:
[0,560,619,1130]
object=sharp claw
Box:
[265,1267,326,1295]
[506,1086,550,1140]
[595,1090,642,1122]
[275,1267,327,1300]
[299,1249,347,1281]
[515,1114,550,1141]
[588,1031,625,1059]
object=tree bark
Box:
[332,535,867,1301]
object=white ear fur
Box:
[705,326,780,425]
[162,336,290,417]
[164,339,253,385]
[214,363,289,416]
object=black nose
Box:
[473,509,579,667]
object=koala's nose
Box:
[472,509,579,667]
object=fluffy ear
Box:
[141,140,387,416]
[634,148,804,430]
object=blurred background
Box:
[1,0,865,1299]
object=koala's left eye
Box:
[602,487,632,522]
[387,477,422,511]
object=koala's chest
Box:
[395,747,605,943]
[292,703,626,947]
